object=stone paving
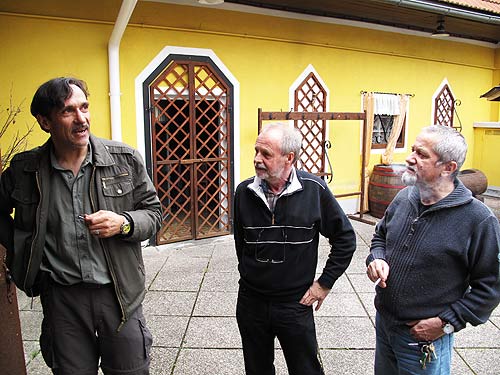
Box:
[17,219,500,374]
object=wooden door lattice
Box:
[434,84,455,128]
[150,60,232,244]
[294,73,330,180]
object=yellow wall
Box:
[491,49,500,121]
[473,126,500,186]
[0,1,497,196]
[0,14,114,150]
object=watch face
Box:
[121,222,131,235]
[443,323,454,334]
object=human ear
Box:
[442,161,458,177]
[37,115,51,133]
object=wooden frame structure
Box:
[258,108,375,225]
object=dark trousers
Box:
[39,280,152,375]
[236,287,324,375]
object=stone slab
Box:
[143,291,197,317]
[183,317,241,348]
[193,291,237,317]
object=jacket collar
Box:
[89,134,116,167]
[407,178,473,212]
[23,134,115,172]
[248,168,303,207]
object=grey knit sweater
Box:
[368,179,500,331]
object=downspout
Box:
[108,0,138,141]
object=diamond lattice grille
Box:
[294,73,328,176]
[150,60,232,244]
[434,85,454,128]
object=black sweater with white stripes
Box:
[234,168,356,301]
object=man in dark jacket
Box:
[234,123,356,375]
[366,125,500,374]
[0,77,162,374]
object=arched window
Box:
[434,84,455,127]
[292,69,330,180]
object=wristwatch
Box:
[120,216,131,235]
[442,321,455,334]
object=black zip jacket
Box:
[234,168,356,301]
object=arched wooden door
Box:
[147,57,233,244]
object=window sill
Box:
[370,147,407,155]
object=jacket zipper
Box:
[101,172,129,189]
[24,171,41,294]
[90,165,127,331]
[250,188,277,225]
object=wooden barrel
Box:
[458,169,488,196]
[368,164,407,219]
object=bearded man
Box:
[366,125,500,375]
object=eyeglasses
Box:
[254,227,287,264]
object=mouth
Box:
[254,163,267,172]
[73,126,89,135]
[406,166,416,174]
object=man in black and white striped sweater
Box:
[234,123,356,375]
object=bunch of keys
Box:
[419,342,437,369]
[409,341,438,370]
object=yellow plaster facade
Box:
[1,0,498,203]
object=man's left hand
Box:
[300,280,330,311]
[407,317,444,342]
[83,210,125,238]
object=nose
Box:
[254,151,262,164]
[75,108,87,123]
[405,152,415,165]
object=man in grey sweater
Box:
[366,125,500,375]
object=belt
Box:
[77,282,113,289]
[46,275,113,289]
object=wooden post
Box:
[0,150,27,374]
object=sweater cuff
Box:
[438,310,466,332]
[317,274,335,290]
[366,249,386,267]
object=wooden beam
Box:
[260,111,365,121]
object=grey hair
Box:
[260,122,302,163]
[421,125,467,177]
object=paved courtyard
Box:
[17,218,500,374]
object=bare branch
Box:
[0,86,34,170]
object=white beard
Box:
[402,171,417,186]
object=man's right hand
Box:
[366,259,390,288]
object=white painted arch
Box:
[134,46,241,184]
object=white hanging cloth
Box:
[373,93,400,115]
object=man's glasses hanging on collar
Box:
[254,227,287,264]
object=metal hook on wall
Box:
[324,140,333,184]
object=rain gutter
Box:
[108,0,138,141]
[378,0,500,24]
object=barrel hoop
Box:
[372,170,406,177]
[369,196,393,205]
[369,181,406,189]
